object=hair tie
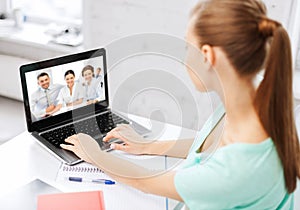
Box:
[258,18,280,38]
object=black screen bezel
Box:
[20,48,109,132]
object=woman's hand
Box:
[60,133,95,163]
[103,124,152,155]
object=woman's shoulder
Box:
[182,138,282,191]
[175,138,287,209]
[214,138,278,170]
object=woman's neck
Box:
[218,77,269,145]
[68,84,74,95]
[205,47,269,146]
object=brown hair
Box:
[82,65,95,77]
[191,0,300,193]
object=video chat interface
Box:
[26,56,105,122]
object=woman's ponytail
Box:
[254,18,300,193]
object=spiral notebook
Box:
[60,162,105,174]
[55,160,169,210]
[56,162,115,191]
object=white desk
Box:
[0,116,196,210]
[3,114,298,209]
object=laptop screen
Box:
[20,48,109,132]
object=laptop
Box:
[20,48,150,165]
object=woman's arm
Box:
[111,168,182,201]
[146,138,194,159]
[61,133,183,201]
[104,124,194,159]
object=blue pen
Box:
[68,177,115,185]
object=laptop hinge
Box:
[37,108,111,133]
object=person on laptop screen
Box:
[57,70,85,108]
[30,72,62,119]
[61,0,299,209]
[95,67,104,88]
[81,65,104,105]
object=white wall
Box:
[83,0,198,48]
[82,0,299,130]
[82,0,213,131]
[83,0,298,55]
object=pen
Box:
[68,177,115,185]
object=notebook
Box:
[58,160,179,210]
[20,48,150,165]
[37,190,105,210]
[55,162,168,210]
[55,162,115,191]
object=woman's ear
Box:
[201,44,215,66]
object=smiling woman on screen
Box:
[61,0,300,209]
[57,70,84,107]
[81,65,104,105]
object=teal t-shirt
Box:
[174,105,294,210]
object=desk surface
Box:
[0,116,196,210]
[1,114,300,209]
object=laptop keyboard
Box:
[41,111,129,149]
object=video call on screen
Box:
[26,56,105,122]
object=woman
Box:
[61,0,300,209]
[58,70,84,107]
[81,65,104,105]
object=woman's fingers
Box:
[61,134,79,150]
[64,134,79,144]
[103,126,129,142]
[110,143,129,152]
[60,144,74,151]
[60,133,95,163]
[103,130,117,142]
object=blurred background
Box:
[0,0,299,144]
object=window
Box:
[10,0,82,25]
